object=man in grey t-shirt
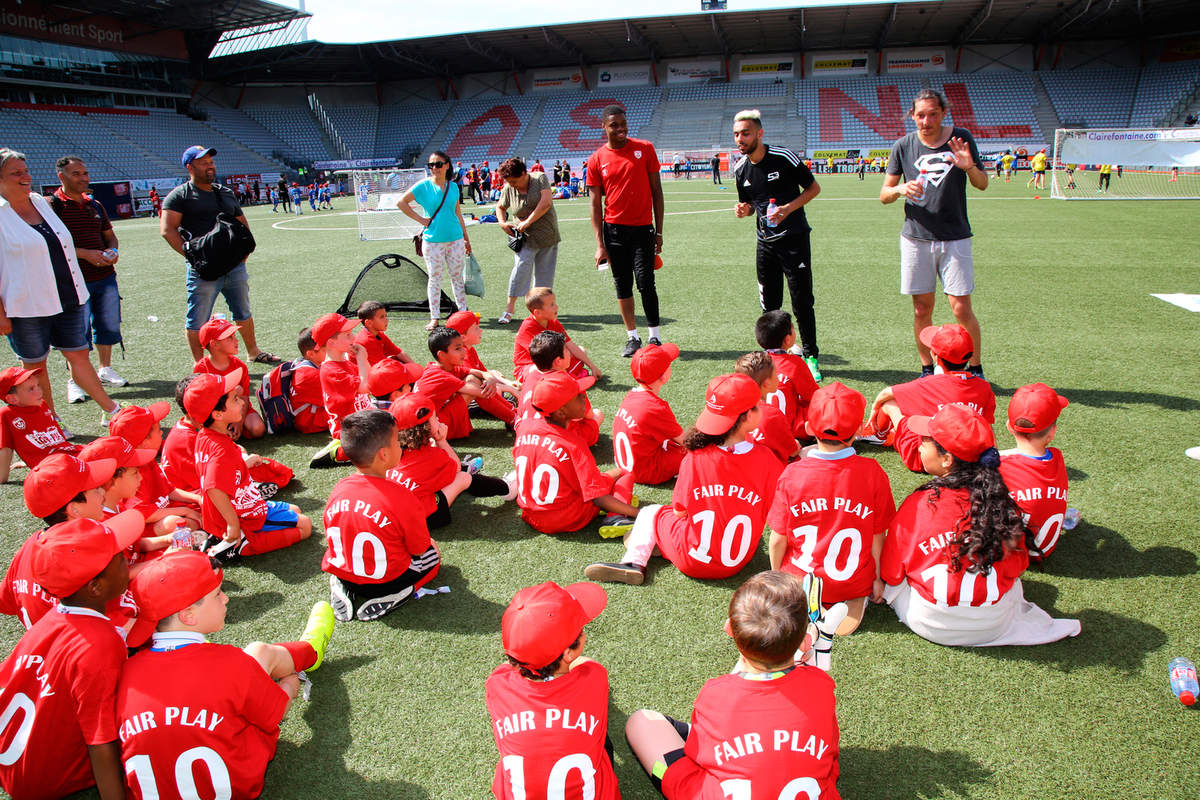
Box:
[882,89,988,377]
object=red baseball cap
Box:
[198,317,241,349]
[1008,383,1068,432]
[0,366,41,397]
[131,549,223,623]
[805,381,866,441]
[445,310,482,334]
[695,373,760,435]
[630,342,679,384]
[918,324,974,364]
[311,312,357,347]
[183,369,243,423]
[390,392,434,429]
[501,581,607,669]
[531,372,595,415]
[24,454,117,518]
[79,435,157,468]
[368,359,424,397]
[29,511,143,598]
[108,401,171,447]
[908,404,995,463]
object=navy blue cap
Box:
[182,146,216,167]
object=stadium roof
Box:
[43,0,306,33]
[202,0,1198,84]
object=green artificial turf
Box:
[3,173,1198,799]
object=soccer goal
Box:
[1050,128,1200,200]
[351,168,427,240]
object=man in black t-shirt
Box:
[732,109,823,379]
[710,154,721,184]
[161,146,279,363]
[881,89,988,378]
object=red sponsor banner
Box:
[0,2,187,59]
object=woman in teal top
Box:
[397,151,473,329]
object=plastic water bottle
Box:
[765,198,779,228]
[171,521,194,551]
[1168,657,1198,706]
[910,170,929,205]
[1062,507,1081,530]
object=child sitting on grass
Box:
[612,341,685,484]
[513,287,601,381]
[999,383,1071,560]
[368,358,424,405]
[416,326,505,440]
[193,317,265,439]
[445,310,518,427]
[756,311,820,435]
[624,571,840,799]
[518,330,604,446]
[0,366,78,482]
[312,312,371,467]
[354,300,414,366]
[486,581,620,800]
[736,351,799,464]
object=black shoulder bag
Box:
[413,183,451,258]
[181,185,256,281]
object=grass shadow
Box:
[226,589,285,625]
[839,745,992,799]
[430,502,539,542]
[1041,521,1198,579]
[1056,387,1200,412]
[379,563,507,635]
[822,367,923,386]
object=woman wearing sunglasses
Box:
[396,151,472,330]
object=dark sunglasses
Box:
[427,161,447,168]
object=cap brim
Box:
[129,448,159,467]
[907,415,934,437]
[105,509,146,552]
[84,457,119,489]
[222,368,244,394]
[338,318,358,334]
[659,342,680,360]
[147,400,172,422]
[215,325,241,341]
[917,326,940,350]
[695,409,736,436]
[563,582,607,623]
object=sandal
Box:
[425,319,439,331]
[252,351,282,365]
[497,311,513,324]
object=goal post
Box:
[1050,128,1200,200]
[350,168,427,240]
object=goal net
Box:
[352,169,427,240]
[1050,128,1200,200]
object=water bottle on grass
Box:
[1168,657,1198,706]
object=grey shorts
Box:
[900,235,974,296]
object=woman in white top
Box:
[0,149,118,421]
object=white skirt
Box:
[884,578,1081,647]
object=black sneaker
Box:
[967,364,985,379]
[622,336,642,358]
[584,561,646,585]
[647,337,662,346]
[309,439,341,468]
[254,481,279,500]
[356,587,414,621]
[919,364,935,378]
[202,534,242,564]
[598,514,636,538]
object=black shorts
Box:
[602,222,656,300]
[341,544,441,601]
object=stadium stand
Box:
[1130,61,1200,127]
[798,75,923,149]
[529,87,661,165]
[1040,68,1138,128]
[929,71,1043,145]
[240,104,337,163]
[322,103,379,160]
[433,94,542,163]
[199,105,309,164]
[375,100,453,160]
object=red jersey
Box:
[513,317,570,377]
[465,345,487,373]
[322,473,431,584]
[118,639,289,800]
[0,401,79,467]
[161,418,200,492]
[891,372,996,423]
[122,461,174,520]
[416,363,472,439]
[515,367,551,426]
[288,359,327,434]
[654,442,782,579]
[0,606,127,800]
[196,428,267,534]
[663,667,840,800]
[881,487,1029,606]
[749,403,798,464]
[386,444,459,517]
[354,327,406,366]
[320,358,370,437]
[767,451,896,603]
[766,351,819,436]
[999,448,1069,558]
[586,137,659,226]
[512,417,611,534]
[612,387,684,484]
[193,355,251,401]
[485,660,620,800]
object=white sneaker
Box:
[101,402,122,427]
[787,344,804,357]
[97,366,128,386]
[502,470,518,501]
[329,575,354,622]
[66,379,87,404]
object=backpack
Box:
[256,358,316,434]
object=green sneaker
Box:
[309,438,342,468]
[804,355,822,382]
[598,514,636,539]
[300,601,335,672]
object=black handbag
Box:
[414,183,451,258]
[506,230,527,253]
[181,185,255,280]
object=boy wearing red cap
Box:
[417,326,505,441]
[486,581,620,800]
[512,288,600,381]
[446,309,519,426]
[735,351,800,464]
[0,365,79,482]
[512,372,638,535]
[193,317,265,439]
[322,408,441,621]
[586,374,781,584]
[0,514,143,800]
[880,404,1080,646]
[311,311,371,467]
[999,383,1072,559]
[187,372,312,561]
[767,382,895,620]
[625,571,840,800]
[613,341,685,484]
[354,300,414,366]
[518,331,604,447]
[754,311,820,434]
[862,323,995,473]
[386,394,515,530]
[256,326,328,435]
[118,551,334,800]
[368,358,424,404]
